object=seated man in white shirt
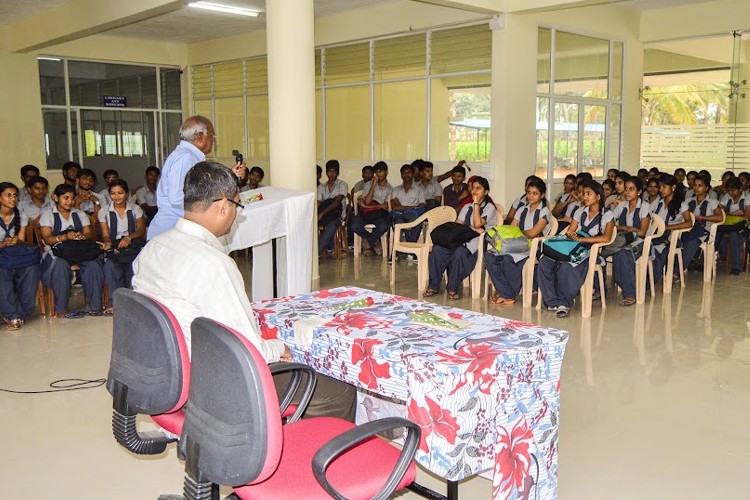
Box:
[132,161,356,421]
[390,163,426,244]
[135,166,160,224]
[98,169,119,205]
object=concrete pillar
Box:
[265,0,319,285]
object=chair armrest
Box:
[393,211,429,232]
[312,417,421,500]
[268,362,317,423]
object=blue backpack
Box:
[541,231,592,263]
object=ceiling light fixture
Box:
[187,2,259,17]
[37,56,62,61]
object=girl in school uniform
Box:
[605,171,628,210]
[650,174,690,283]
[612,177,652,306]
[537,179,615,318]
[551,174,576,219]
[424,177,497,300]
[39,184,104,318]
[504,175,540,224]
[98,179,147,314]
[0,182,41,331]
[717,176,749,275]
[643,177,660,208]
[679,172,724,273]
[486,177,550,305]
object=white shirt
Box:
[18,197,54,221]
[77,191,107,215]
[360,180,392,205]
[317,178,348,202]
[391,183,425,208]
[99,189,112,205]
[420,180,443,201]
[132,218,286,362]
[39,206,91,252]
[135,185,158,207]
[97,202,144,239]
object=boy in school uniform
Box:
[317,160,348,255]
[350,161,392,256]
[135,166,160,224]
[442,165,469,211]
[418,161,443,210]
[18,176,53,222]
[74,169,106,217]
[18,165,40,203]
[98,169,119,205]
[390,163,426,246]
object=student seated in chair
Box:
[350,161,392,256]
[442,165,469,211]
[98,169,119,205]
[679,171,723,273]
[390,163,426,244]
[317,160,348,255]
[417,161,442,210]
[132,161,356,421]
[135,166,160,224]
[18,176,53,222]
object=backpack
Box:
[106,208,145,265]
[51,211,102,264]
[717,214,747,234]
[541,231,592,263]
[430,222,478,250]
[485,225,530,256]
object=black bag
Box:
[0,244,41,270]
[430,222,478,250]
[599,232,637,258]
[106,238,146,265]
[52,239,103,264]
[318,198,341,226]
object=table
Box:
[220,186,315,300]
[253,286,569,500]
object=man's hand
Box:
[118,237,131,249]
[279,345,293,362]
[232,162,247,180]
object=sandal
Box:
[490,295,516,306]
[6,319,23,331]
[60,311,84,319]
[103,308,114,316]
[422,289,438,297]
[85,309,103,317]
[618,297,636,307]
[447,291,461,301]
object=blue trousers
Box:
[652,246,668,283]
[613,249,637,298]
[0,265,40,320]
[104,259,134,307]
[351,212,390,248]
[537,256,588,308]
[391,208,425,243]
[485,253,525,299]
[717,231,745,272]
[318,219,340,254]
[680,235,704,270]
[428,245,477,293]
[43,257,104,313]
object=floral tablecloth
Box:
[253,287,568,500]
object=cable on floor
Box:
[0,378,106,394]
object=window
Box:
[536,28,623,179]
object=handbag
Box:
[430,221,478,250]
[485,225,530,256]
[0,244,42,270]
[106,238,146,265]
[52,239,103,264]
[542,231,592,263]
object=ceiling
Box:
[0,0,731,44]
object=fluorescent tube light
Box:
[187,2,259,17]
[37,56,62,61]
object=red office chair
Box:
[181,317,421,500]
[106,289,312,459]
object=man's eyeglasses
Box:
[212,198,244,210]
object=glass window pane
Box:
[162,112,183,161]
[583,104,606,178]
[68,61,158,108]
[161,68,182,110]
[325,43,369,85]
[246,57,268,94]
[553,102,578,178]
[316,90,323,159]
[43,109,69,170]
[214,97,245,163]
[213,61,244,98]
[537,28,551,94]
[247,95,269,160]
[82,109,102,157]
[608,104,621,171]
[536,98,549,179]
[193,100,212,121]
[374,80,426,161]
[430,24,491,75]
[193,65,213,100]
[611,41,623,100]
[430,77,490,162]
[326,86,370,161]
[554,31,609,98]
[39,59,66,105]
[315,50,322,87]
[374,34,425,80]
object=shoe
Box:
[555,306,570,318]
[672,275,681,285]
[6,319,23,331]
[406,254,417,261]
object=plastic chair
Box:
[701,208,725,282]
[391,205,456,292]
[464,204,504,299]
[536,227,617,318]
[352,190,390,260]
[636,214,665,304]
[180,317,420,500]
[664,212,695,294]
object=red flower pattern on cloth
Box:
[312,289,359,299]
[493,419,534,500]
[324,312,393,335]
[408,396,460,454]
[253,309,279,339]
[436,343,503,395]
[351,337,391,389]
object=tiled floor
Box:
[2,254,749,499]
